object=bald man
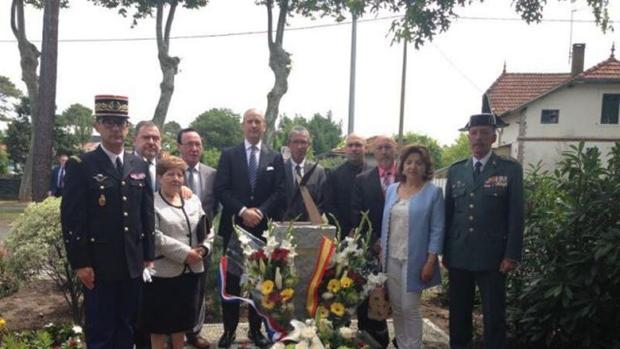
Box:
[214,108,285,348]
[324,134,371,238]
[350,135,398,348]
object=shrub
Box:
[506,143,620,348]
[0,322,84,349]
[4,198,83,324]
[0,242,18,298]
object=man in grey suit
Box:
[177,128,217,349]
[282,126,326,221]
[178,128,217,221]
[443,113,524,349]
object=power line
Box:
[0,14,616,44]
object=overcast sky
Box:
[0,0,618,145]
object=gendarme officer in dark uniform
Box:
[61,95,155,349]
[443,113,524,349]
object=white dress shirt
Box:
[472,151,492,173]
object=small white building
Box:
[483,44,620,171]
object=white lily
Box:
[339,327,355,339]
[72,325,83,334]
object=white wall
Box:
[495,83,620,170]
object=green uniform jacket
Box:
[444,152,524,271]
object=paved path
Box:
[184,319,449,348]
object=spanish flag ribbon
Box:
[306,235,336,316]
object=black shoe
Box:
[248,330,271,348]
[218,330,236,348]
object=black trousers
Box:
[448,268,506,349]
[356,299,390,348]
[84,277,141,349]
[221,271,263,333]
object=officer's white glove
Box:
[142,267,156,283]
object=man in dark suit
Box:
[214,108,284,348]
[177,127,217,349]
[61,95,154,349]
[48,153,68,197]
[443,113,524,349]
[324,134,370,238]
[133,120,161,192]
[350,135,397,349]
[282,126,326,221]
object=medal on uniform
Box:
[98,193,106,207]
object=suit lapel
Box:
[284,159,297,199]
[463,158,475,189]
[303,161,315,185]
[95,146,121,180]
[237,143,251,189]
[370,168,384,198]
[122,152,135,179]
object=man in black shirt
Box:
[324,134,371,238]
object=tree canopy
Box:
[442,133,470,166]
[274,111,343,156]
[0,76,22,121]
[57,103,93,149]
[399,131,444,168]
[190,108,243,150]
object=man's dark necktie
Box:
[295,164,302,185]
[474,161,482,179]
[187,168,196,193]
[248,146,258,189]
[115,157,123,177]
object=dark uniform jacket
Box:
[444,152,524,271]
[282,159,326,221]
[214,143,285,246]
[61,146,155,281]
[351,167,386,246]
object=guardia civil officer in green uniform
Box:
[443,113,524,349]
[61,95,155,349]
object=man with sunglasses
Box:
[61,95,155,349]
[324,133,371,238]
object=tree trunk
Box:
[11,0,40,202]
[151,2,179,129]
[32,0,60,202]
[264,43,291,146]
[152,55,178,129]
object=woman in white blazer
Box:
[142,156,213,349]
[380,144,445,349]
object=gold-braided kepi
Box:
[94,95,129,119]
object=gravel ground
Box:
[185,319,449,349]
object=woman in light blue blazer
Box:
[380,144,445,349]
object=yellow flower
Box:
[280,288,295,301]
[340,275,353,288]
[261,296,276,310]
[261,280,275,296]
[327,279,341,293]
[0,318,6,330]
[330,302,345,317]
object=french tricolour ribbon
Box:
[306,235,336,316]
[219,256,287,341]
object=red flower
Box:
[271,248,289,261]
[249,250,268,261]
[268,291,283,302]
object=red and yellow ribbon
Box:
[306,235,336,316]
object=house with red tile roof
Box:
[483,43,620,170]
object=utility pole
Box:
[347,14,357,134]
[398,40,408,145]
